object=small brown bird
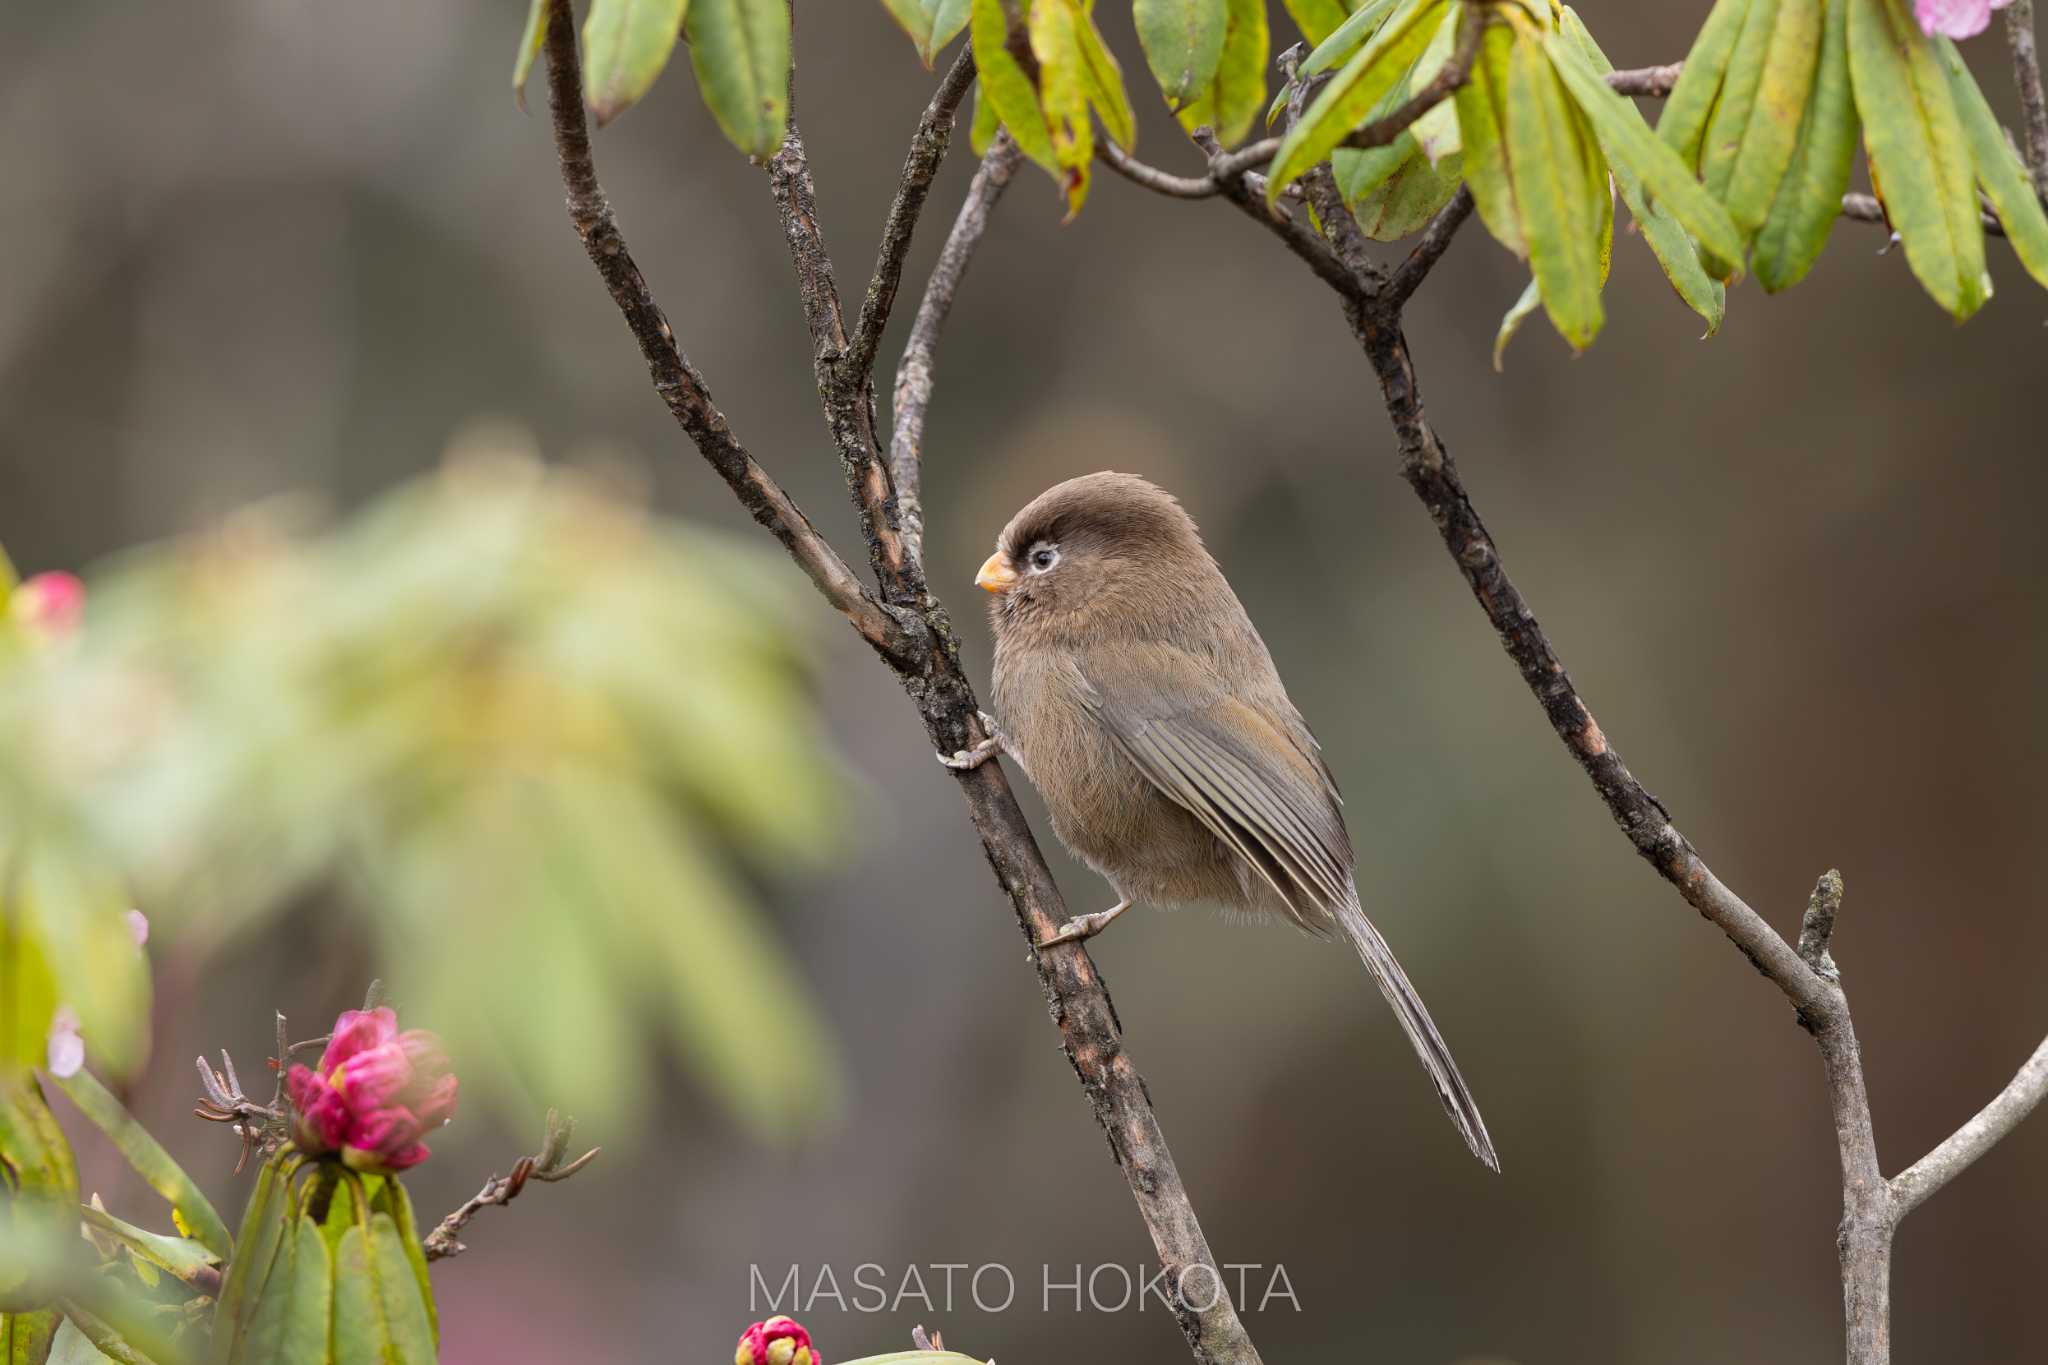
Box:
[947,472,1497,1171]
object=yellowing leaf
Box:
[1659,0,1754,165]
[1457,17,1526,256]
[1506,28,1604,347]
[1030,0,1096,215]
[1938,37,2048,292]
[971,0,1058,172]
[1724,0,1824,236]
[1754,0,1857,291]
[1845,0,1989,318]
[1267,0,1447,204]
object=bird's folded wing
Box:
[1075,642,1354,933]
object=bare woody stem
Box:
[539,9,1260,1361]
[891,134,1024,565]
[2006,0,2048,198]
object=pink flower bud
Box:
[286,1006,458,1173]
[10,571,85,641]
[735,1316,817,1365]
[126,910,150,948]
[1915,0,2012,38]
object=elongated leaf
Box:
[1135,0,1227,113]
[581,0,689,126]
[1702,0,1781,201]
[1073,4,1138,149]
[1030,0,1095,214]
[1546,32,1748,269]
[211,1155,294,1354]
[1507,29,1604,347]
[971,0,1058,172]
[276,1219,332,1365]
[1300,0,1404,78]
[332,1214,435,1365]
[1562,8,1725,331]
[78,1205,217,1290]
[1408,3,1463,161]
[1458,17,1526,256]
[1753,0,1856,289]
[1939,38,2048,291]
[372,1180,437,1345]
[1725,0,1823,234]
[0,1081,77,1314]
[512,0,549,110]
[1660,0,1753,164]
[684,0,790,157]
[1846,0,1990,317]
[1267,0,1447,203]
[51,1070,230,1259]
[1177,0,1268,144]
[1284,0,1356,45]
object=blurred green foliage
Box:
[0,444,853,1138]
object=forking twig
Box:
[422,1109,601,1262]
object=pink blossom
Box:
[1916,0,2012,38]
[285,1007,458,1173]
[46,1007,84,1078]
[125,910,150,948]
[10,571,85,640]
[735,1316,818,1365]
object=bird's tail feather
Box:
[1335,897,1499,1173]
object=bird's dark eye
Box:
[1030,546,1058,571]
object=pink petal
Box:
[414,1073,459,1129]
[334,1041,413,1111]
[46,1006,84,1079]
[319,1007,398,1072]
[12,572,85,638]
[125,910,150,948]
[1916,0,1997,37]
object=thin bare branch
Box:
[537,0,906,661]
[2006,0,2048,198]
[1096,139,1222,198]
[1798,869,1844,981]
[848,44,980,387]
[1842,190,2007,237]
[1890,1034,2048,1218]
[891,135,1023,565]
[423,1110,600,1262]
[1607,63,1683,97]
[1384,185,1475,308]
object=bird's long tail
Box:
[1335,897,1500,1173]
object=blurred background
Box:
[4,1,2045,1361]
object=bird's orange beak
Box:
[976,551,1018,594]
